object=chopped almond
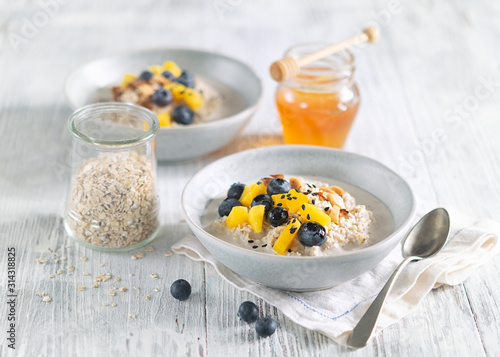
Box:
[289,177,302,191]
[330,186,345,196]
[328,205,341,224]
[325,192,346,210]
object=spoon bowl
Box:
[347,208,451,348]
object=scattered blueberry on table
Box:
[255,317,277,337]
[170,279,191,301]
[237,301,259,323]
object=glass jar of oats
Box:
[64,103,160,251]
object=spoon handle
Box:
[347,256,419,348]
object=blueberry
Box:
[255,317,277,337]
[218,198,242,217]
[175,70,195,88]
[138,70,153,81]
[237,301,259,323]
[250,194,273,215]
[267,207,289,227]
[267,178,292,195]
[227,183,245,200]
[297,221,327,247]
[161,71,175,80]
[170,279,191,301]
[151,89,173,107]
[172,105,194,125]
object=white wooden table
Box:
[1,1,500,356]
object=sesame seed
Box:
[288,249,292,253]
[301,204,306,210]
[292,197,297,200]
[248,240,254,243]
[324,207,330,212]
[252,245,258,249]
[311,200,315,205]
[262,244,267,247]
[307,214,311,220]
[281,195,285,199]
[277,203,282,207]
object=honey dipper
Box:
[270,27,380,82]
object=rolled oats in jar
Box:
[64,103,160,251]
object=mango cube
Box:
[248,205,265,233]
[148,65,163,75]
[240,183,266,207]
[121,73,137,88]
[272,194,289,209]
[164,82,186,101]
[157,112,171,128]
[286,190,309,213]
[162,61,182,77]
[226,206,248,229]
[298,203,331,227]
[183,88,204,110]
[273,218,301,255]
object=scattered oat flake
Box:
[67,266,75,271]
[65,245,71,249]
[43,297,52,302]
[94,276,102,282]
[57,269,64,275]
[102,303,109,306]
[143,247,154,252]
[112,302,117,307]
[49,274,55,279]
[100,263,105,267]
[107,289,116,296]
[150,273,159,280]
[133,286,140,290]
[80,256,88,262]
[36,259,46,264]
[54,252,60,257]
[118,287,128,292]
[61,257,67,261]
[146,295,151,301]
[115,277,121,282]
[83,272,90,276]
[77,286,85,291]
[92,284,99,288]
[129,273,135,277]
[128,314,137,319]
[153,288,159,292]
[39,292,47,296]
[54,259,60,264]
[164,252,173,257]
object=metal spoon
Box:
[347,208,450,348]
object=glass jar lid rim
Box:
[68,102,159,146]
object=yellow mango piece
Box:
[273,218,301,255]
[148,65,162,75]
[272,193,289,209]
[240,183,266,207]
[226,206,248,229]
[157,112,171,128]
[162,61,182,77]
[248,205,265,233]
[164,82,186,101]
[286,190,309,213]
[238,184,253,205]
[121,73,137,88]
[183,88,204,110]
[298,203,331,227]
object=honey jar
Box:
[275,44,360,148]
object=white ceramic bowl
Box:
[181,145,416,291]
[65,48,262,162]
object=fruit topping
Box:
[183,88,204,110]
[151,88,173,107]
[138,70,154,81]
[238,301,259,323]
[255,317,277,337]
[273,218,301,255]
[226,206,249,229]
[157,112,172,128]
[297,203,332,227]
[162,61,182,77]
[285,190,309,213]
[227,183,246,200]
[297,221,326,247]
[266,178,292,195]
[175,70,195,88]
[121,73,137,88]
[161,71,175,80]
[240,183,267,207]
[170,279,191,301]
[218,198,242,217]
[248,205,266,233]
[250,194,273,215]
[172,105,194,125]
[267,206,289,227]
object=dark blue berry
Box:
[250,194,273,215]
[218,198,242,217]
[175,70,195,88]
[161,71,175,80]
[139,70,153,81]
[297,221,327,247]
[255,317,276,337]
[172,105,194,125]
[151,89,173,107]
[267,178,292,195]
[170,279,191,301]
[227,183,245,200]
[237,301,259,323]
[267,207,289,227]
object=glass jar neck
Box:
[284,43,355,91]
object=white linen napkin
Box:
[172,207,500,346]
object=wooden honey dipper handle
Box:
[270,27,380,82]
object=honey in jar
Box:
[276,44,360,148]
